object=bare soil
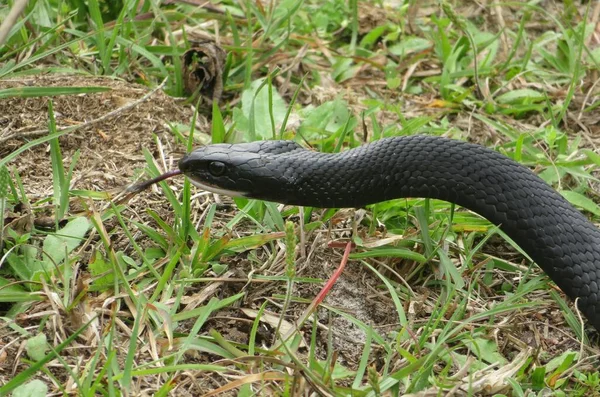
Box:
[3,4,600,388]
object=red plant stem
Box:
[312,241,353,307]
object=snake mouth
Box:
[186,176,247,198]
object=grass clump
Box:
[2,0,600,395]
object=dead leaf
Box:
[182,41,227,104]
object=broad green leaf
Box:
[360,25,387,48]
[43,217,91,265]
[6,245,45,283]
[88,252,113,289]
[462,337,506,365]
[12,380,48,397]
[560,191,600,216]
[26,333,48,361]
[389,37,432,56]
[531,366,546,390]
[545,350,578,373]
[0,318,94,394]
[298,99,350,140]
[239,78,288,139]
[496,88,545,104]
[582,149,600,166]
[314,359,355,379]
[0,277,42,302]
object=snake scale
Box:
[178,134,600,331]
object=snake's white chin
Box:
[187,178,246,198]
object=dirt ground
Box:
[1,74,424,385]
[1,72,591,385]
[1,75,193,192]
[2,1,600,395]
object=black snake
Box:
[178,134,600,331]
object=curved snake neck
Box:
[180,134,600,331]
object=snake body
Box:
[179,134,600,331]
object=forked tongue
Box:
[114,169,183,205]
[125,169,183,194]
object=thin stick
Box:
[0,77,169,145]
[0,0,29,47]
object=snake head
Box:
[178,141,295,200]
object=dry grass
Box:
[2,0,600,395]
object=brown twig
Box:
[0,77,169,145]
[0,0,29,47]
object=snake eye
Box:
[208,161,226,176]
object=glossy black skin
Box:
[178,140,307,201]
[179,134,600,331]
